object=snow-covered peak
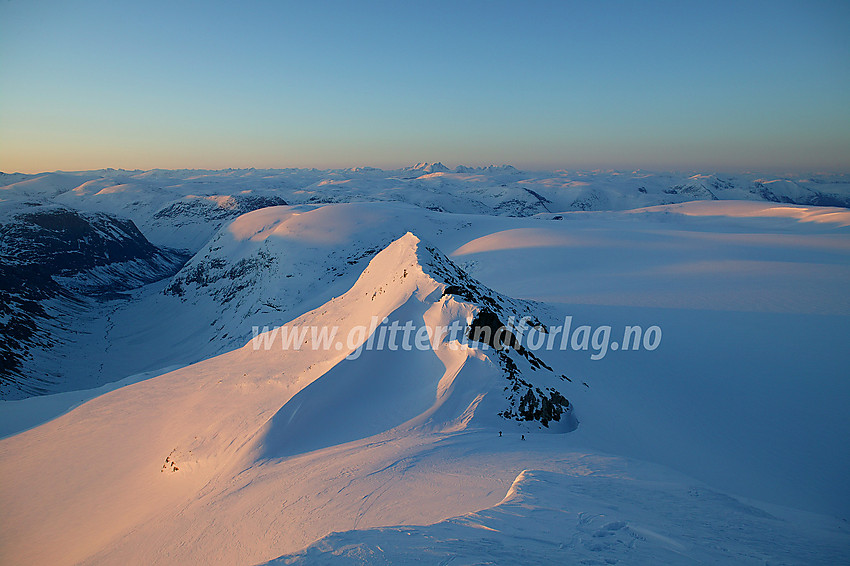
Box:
[404,162,451,174]
[482,164,519,173]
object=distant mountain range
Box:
[2,166,848,398]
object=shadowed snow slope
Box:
[274,467,850,565]
[630,200,850,227]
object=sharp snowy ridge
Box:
[0,231,578,564]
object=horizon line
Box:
[3,164,849,177]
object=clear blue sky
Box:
[1,0,848,173]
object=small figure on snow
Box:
[521,434,525,441]
[499,431,502,437]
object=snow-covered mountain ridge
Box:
[2,167,848,254]
[0,231,583,564]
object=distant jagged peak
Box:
[482,164,520,173]
[403,162,451,174]
[345,166,382,173]
[685,173,728,185]
[453,164,520,174]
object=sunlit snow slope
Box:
[0,232,577,564]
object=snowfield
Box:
[1,166,849,565]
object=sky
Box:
[1,0,848,174]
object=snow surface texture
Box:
[1,166,849,565]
